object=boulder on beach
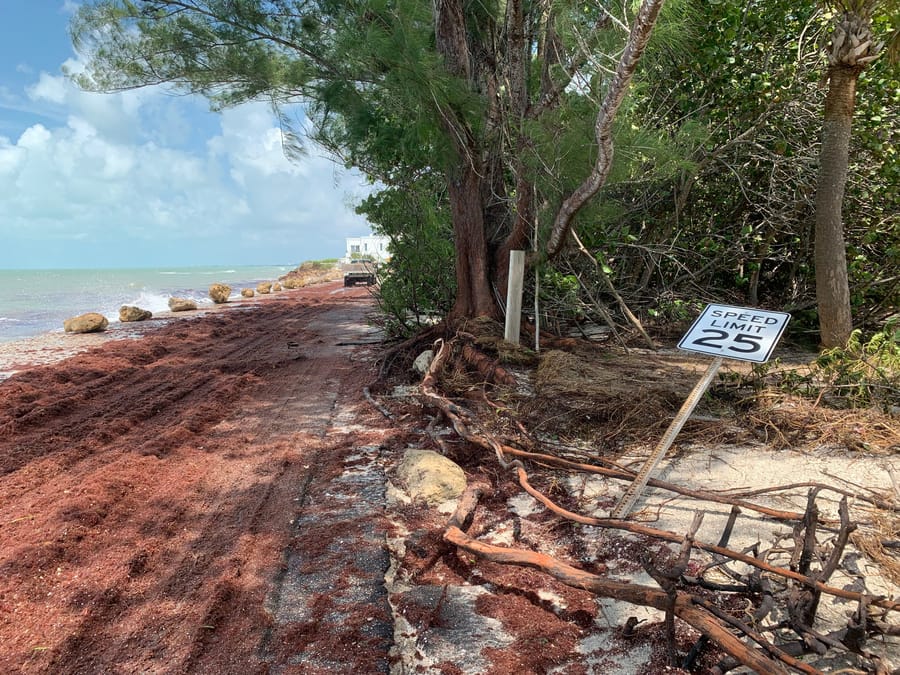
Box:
[396,449,466,506]
[241,288,255,298]
[256,282,272,295]
[168,297,198,312]
[272,282,283,292]
[119,305,152,323]
[64,312,109,334]
[209,283,232,304]
[412,349,434,375]
[281,277,303,289]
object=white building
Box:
[344,235,390,262]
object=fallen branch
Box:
[728,481,897,513]
[572,230,656,350]
[501,445,807,521]
[421,336,900,614]
[444,484,795,674]
[363,386,394,420]
[418,333,899,672]
[513,465,900,613]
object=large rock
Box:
[272,282,283,292]
[256,282,272,295]
[208,283,231,304]
[64,312,108,334]
[168,297,198,312]
[412,350,434,375]
[397,449,466,506]
[119,305,152,322]
[241,288,255,298]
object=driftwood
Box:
[418,334,900,672]
[445,483,801,674]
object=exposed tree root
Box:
[499,445,808,521]
[459,342,517,386]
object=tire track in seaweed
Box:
[0,301,330,477]
[0,285,392,674]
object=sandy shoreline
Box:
[0,290,297,379]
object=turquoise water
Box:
[0,265,293,342]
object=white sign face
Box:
[677,303,791,363]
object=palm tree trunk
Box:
[814,65,858,348]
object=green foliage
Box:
[356,178,455,337]
[68,0,899,339]
[539,269,582,319]
[578,0,898,329]
[811,321,900,410]
[647,295,701,323]
[737,320,900,411]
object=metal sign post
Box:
[610,304,790,519]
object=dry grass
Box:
[742,391,900,453]
[853,507,900,587]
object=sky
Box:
[0,2,375,269]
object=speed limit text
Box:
[708,309,781,334]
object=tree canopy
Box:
[70,0,898,342]
[71,0,678,318]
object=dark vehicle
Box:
[342,259,376,286]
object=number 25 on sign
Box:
[678,303,791,363]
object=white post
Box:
[505,250,525,344]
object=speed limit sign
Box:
[677,303,791,363]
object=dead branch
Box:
[512,463,900,613]
[363,386,395,420]
[377,323,444,381]
[444,483,794,674]
[691,596,824,675]
[418,333,899,673]
[571,229,656,349]
[641,512,704,665]
[421,336,900,615]
[729,481,897,513]
[500,445,807,521]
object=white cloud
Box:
[0,137,26,176]
[18,123,52,149]
[27,72,67,104]
[1,67,373,267]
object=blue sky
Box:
[0,2,374,269]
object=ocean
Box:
[0,265,294,343]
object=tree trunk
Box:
[814,66,858,348]
[434,0,499,321]
[448,162,498,320]
[546,0,666,257]
[493,0,534,303]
